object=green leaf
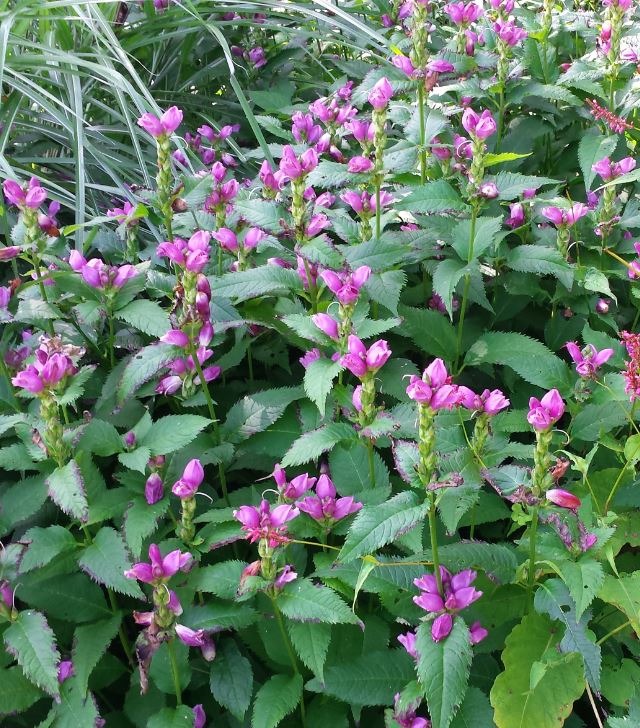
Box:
[277,579,362,625]
[578,131,619,190]
[211,265,302,302]
[506,245,573,288]
[598,571,640,637]
[0,666,44,716]
[365,270,406,314]
[307,160,368,188]
[117,343,178,404]
[416,619,471,728]
[571,403,627,442]
[79,527,144,599]
[490,613,585,728]
[209,639,253,720]
[395,180,469,213]
[78,419,123,456]
[342,234,408,270]
[232,199,285,234]
[489,172,559,200]
[56,365,96,407]
[72,616,121,695]
[187,561,245,600]
[535,579,601,691]
[124,497,169,559]
[305,649,415,706]
[46,459,89,522]
[450,687,494,728]
[303,358,342,416]
[181,602,259,631]
[45,677,100,728]
[558,559,604,620]
[115,299,170,337]
[281,422,356,468]
[20,526,77,573]
[432,259,469,318]
[251,673,303,728]
[139,414,210,455]
[329,442,390,494]
[118,446,151,474]
[465,332,571,392]
[148,706,196,728]
[18,573,111,623]
[339,492,429,562]
[222,386,305,444]
[484,151,531,166]
[452,216,503,261]
[398,305,457,360]
[3,610,60,699]
[288,621,331,681]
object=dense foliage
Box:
[1,0,640,726]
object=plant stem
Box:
[454,206,478,371]
[596,619,631,645]
[496,87,505,153]
[302,259,318,314]
[525,506,539,613]
[366,438,376,488]
[417,83,427,184]
[167,639,182,705]
[107,307,115,368]
[428,497,443,596]
[0,355,21,413]
[107,588,134,667]
[272,599,307,727]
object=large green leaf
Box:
[72,616,121,695]
[398,305,457,360]
[338,492,428,562]
[598,571,640,637]
[222,387,305,444]
[507,245,573,288]
[117,343,178,403]
[303,358,342,416]
[281,423,356,468]
[46,459,89,522]
[558,559,604,621]
[0,666,44,716]
[490,613,584,728]
[578,131,618,190]
[287,621,331,681]
[209,638,253,720]
[416,619,472,728]
[3,610,60,699]
[251,673,303,728]
[139,414,210,455]
[395,179,469,213]
[211,266,302,302]
[78,527,144,599]
[277,579,361,625]
[19,525,77,573]
[115,299,170,337]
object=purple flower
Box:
[444,1,483,24]
[125,544,192,584]
[368,77,393,110]
[565,341,614,378]
[212,228,238,251]
[145,473,164,505]
[244,227,266,250]
[592,156,636,181]
[527,389,565,431]
[172,458,205,499]
[161,329,190,348]
[406,359,458,410]
[193,705,207,728]
[175,625,216,661]
[493,19,527,46]
[12,349,75,394]
[340,335,391,379]
[272,463,316,500]
[320,265,371,305]
[233,499,299,548]
[297,474,362,524]
[427,59,455,73]
[137,106,183,138]
[274,565,298,589]
[299,348,321,369]
[306,213,331,237]
[292,112,322,144]
[3,177,47,209]
[279,145,318,180]
[57,661,74,684]
[0,246,21,261]
[248,46,267,68]
[431,613,454,642]
[546,488,581,510]
[346,120,375,144]
[541,204,589,227]
[506,202,525,228]
[469,621,488,645]
[311,313,340,340]
[461,108,496,139]
[347,156,374,173]
[392,55,416,78]
[596,298,610,314]
[479,182,498,199]
[398,630,418,660]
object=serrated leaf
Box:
[364,270,406,314]
[139,414,210,455]
[181,602,259,631]
[18,573,111,623]
[465,331,571,392]
[47,678,100,728]
[188,561,245,599]
[578,132,619,190]
[307,160,368,188]
[287,621,331,681]
[558,559,604,620]
[79,527,144,599]
[211,266,302,302]
[20,526,77,573]
[507,245,573,288]
[281,422,356,467]
[598,571,640,637]
[118,446,152,473]
[72,616,121,694]
[398,305,457,359]
[115,299,170,337]
[277,579,361,625]
[489,172,559,200]
[78,419,123,457]
[450,686,494,728]
[117,343,178,404]
[55,365,96,407]
[339,492,429,562]
[535,579,601,691]
[303,358,342,416]
[3,610,60,699]
[252,673,303,728]
[395,180,469,213]
[571,402,627,441]
[490,613,584,728]
[209,639,253,720]
[484,151,531,166]
[305,649,415,706]
[416,619,472,728]
[232,199,285,233]
[0,665,44,716]
[147,706,196,727]
[222,386,305,444]
[46,459,89,522]
[124,497,169,558]
[452,216,503,261]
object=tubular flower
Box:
[3,177,48,209]
[320,266,371,305]
[137,106,183,138]
[565,342,614,378]
[527,389,565,431]
[340,335,391,379]
[272,464,316,500]
[172,459,205,500]
[124,544,193,584]
[546,488,581,510]
[233,499,299,547]
[297,474,362,525]
[406,358,458,410]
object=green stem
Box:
[272,599,307,727]
[0,355,21,413]
[302,259,318,314]
[496,87,505,153]
[30,254,55,337]
[596,619,631,645]
[454,206,478,371]
[375,183,381,239]
[428,497,443,596]
[366,438,376,488]
[167,639,183,705]
[107,310,115,368]
[526,506,539,613]
[604,464,630,513]
[417,83,427,184]
[107,588,134,667]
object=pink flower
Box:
[493,19,527,46]
[565,341,614,378]
[427,59,455,73]
[479,182,498,199]
[306,213,331,237]
[279,145,318,180]
[124,544,192,583]
[392,55,416,78]
[175,625,216,661]
[172,458,205,499]
[273,464,316,500]
[233,499,299,548]
[541,204,588,227]
[320,265,371,305]
[398,631,418,660]
[596,298,610,314]
[311,313,340,340]
[145,473,164,505]
[368,77,394,110]
[431,613,453,642]
[0,246,21,261]
[527,389,565,431]
[57,661,74,684]
[546,488,581,510]
[299,348,321,369]
[212,228,238,251]
[161,329,190,348]
[469,621,488,645]
[506,202,525,228]
[348,156,374,173]
[193,705,207,728]
[444,1,483,24]
[346,120,375,144]
[3,177,47,209]
[406,359,458,410]
[461,108,496,139]
[340,335,391,379]
[244,227,266,250]
[274,565,298,589]
[137,106,183,138]
[248,46,267,68]
[592,156,636,181]
[297,474,362,524]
